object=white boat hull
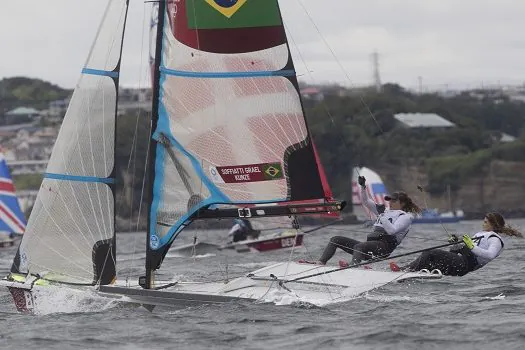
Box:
[1,262,442,313]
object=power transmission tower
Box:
[371,51,381,92]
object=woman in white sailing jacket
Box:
[390,212,522,276]
[314,175,421,265]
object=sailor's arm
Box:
[379,214,411,235]
[471,237,502,259]
[360,186,379,215]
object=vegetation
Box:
[306,83,525,198]
[2,77,525,215]
[12,174,43,190]
[0,77,71,113]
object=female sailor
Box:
[390,212,522,276]
[303,175,421,265]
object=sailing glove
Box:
[463,234,475,249]
[448,234,459,243]
[358,176,366,188]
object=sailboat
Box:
[0,153,27,248]
[0,0,441,313]
[351,166,388,223]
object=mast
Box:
[144,0,165,289]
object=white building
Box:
[393,113,456,128]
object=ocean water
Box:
[1,220,524,350]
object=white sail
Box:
[11,0,129,285]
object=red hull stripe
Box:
[0,202,25,232]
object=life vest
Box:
[472,231,504,268]
[369,210,410,245]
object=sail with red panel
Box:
[145,0,345,275]
[352,166,388,221]
[310,140,340,217]
[0,153,26,237]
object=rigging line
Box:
[61,111,98,246]
[159,134,195,195]
[283,216,343,300]
[51,178,94,249]
[35,182,95,262]
[416,184,452,239]
[30,234,94,276]
[283,217,301,278]
[295,0,383,134]
[284,19,366,212]
[318,225,455,242]
[126,2,152,281]
[287,4,382,223]
[14,197,93,273]
[190,0,201,51]
[283,21,349,151]
[254,278,277,304]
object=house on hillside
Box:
[489,131,517,144]
[47,97,71,119]
[1,125,58,161]
[0,122,37,140]
[393,113,456,129]
[118,87,152,114]
[3,107,41,125]
[300,87,324,101]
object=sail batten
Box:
[160,68,296,78]
[43,173,115,184]
[81,68,119,78]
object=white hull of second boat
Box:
[1,262,442,313]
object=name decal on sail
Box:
[209,163,283,183]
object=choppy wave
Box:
[1,221,525,349]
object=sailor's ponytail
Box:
[486,212,523,237]
[398,192,421,214]
[500,225,523,238]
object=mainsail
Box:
[146,0,343,272]
[10,0,130,285]
[0,154,26,235]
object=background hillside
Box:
[2,77,524,222]
[0,77,71,113]
[305,83,525,218]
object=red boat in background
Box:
[219,230,304,253]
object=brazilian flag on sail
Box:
[187,0,282,30]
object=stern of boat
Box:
[0,276,37,313]
[7,286,35,313]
